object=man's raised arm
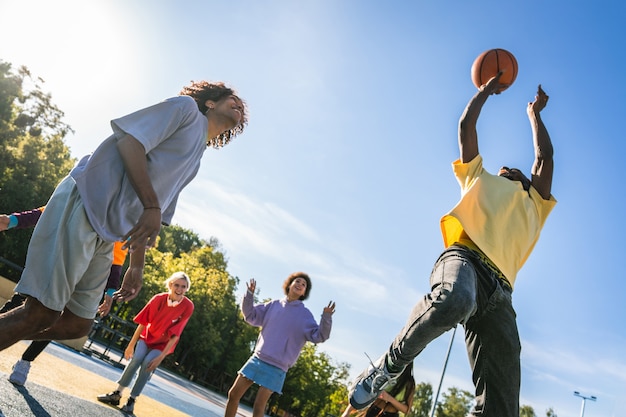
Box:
[528,85,554,200]
[458,73,504,163]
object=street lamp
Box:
[428,326,457,417]
[573,391,597,417]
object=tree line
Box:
[0,60,559,417]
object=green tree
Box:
[545,407,557,417]
[0,60,74,280]
[408,382,433,417]
[327,384,350,417]
[435,387,473,417]
[520,404,536,417]
[155,224,205,257]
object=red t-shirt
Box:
[134,293,194,353]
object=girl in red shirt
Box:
[97,271,194,414]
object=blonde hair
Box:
[165,271,191,291]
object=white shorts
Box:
[15,176,113,319]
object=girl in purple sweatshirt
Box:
[224,272,335,417]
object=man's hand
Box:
[528,84,549,116]
[122,209,161,252]
[479,72,505,96]
[97,294,114,317]
[114,266,143,302]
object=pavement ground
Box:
[0,341,253,417]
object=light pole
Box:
[573,391,597,417]
[428,326,457,417]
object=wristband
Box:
[105,288,116,297]
[7,215,18,229]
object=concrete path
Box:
[0,341,255,417]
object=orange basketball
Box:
[471,48,518,93]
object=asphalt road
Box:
[0,341,254,417]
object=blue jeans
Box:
[388,245,520,416]
[117,340,162,398]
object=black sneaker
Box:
[349,353,403,409]
[121,397,135,414]
[97,390,121,406]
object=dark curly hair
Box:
[282,272,312,301]
[179,80,248,148]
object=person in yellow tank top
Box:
[349,74,556,417]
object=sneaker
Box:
[348,353,403,409]
[97,390,121,406]
[121,397,135,414]
[9,359,31,386]
[0,293,27,314]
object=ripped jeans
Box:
[388,245,520,417]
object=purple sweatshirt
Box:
[241,290,332,371]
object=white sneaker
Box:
[9,359,31,386]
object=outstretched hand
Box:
[246,278,257,293]
[97,294,114,317]
[323,301,336,315]
[528,84,549,116]
[114,267,143,302]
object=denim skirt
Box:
[239,356,286,394]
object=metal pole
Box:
[573,391,597,417]
[429,326,457,417]
[579,398,586,417]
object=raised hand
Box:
[480,71,505,95]
[246,278,257,293]
[528,84,549,116]
[323,301,336,315]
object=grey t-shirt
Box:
[70,95,208,242]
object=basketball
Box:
[471,48,518,93]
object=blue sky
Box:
[1,1,625,416]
